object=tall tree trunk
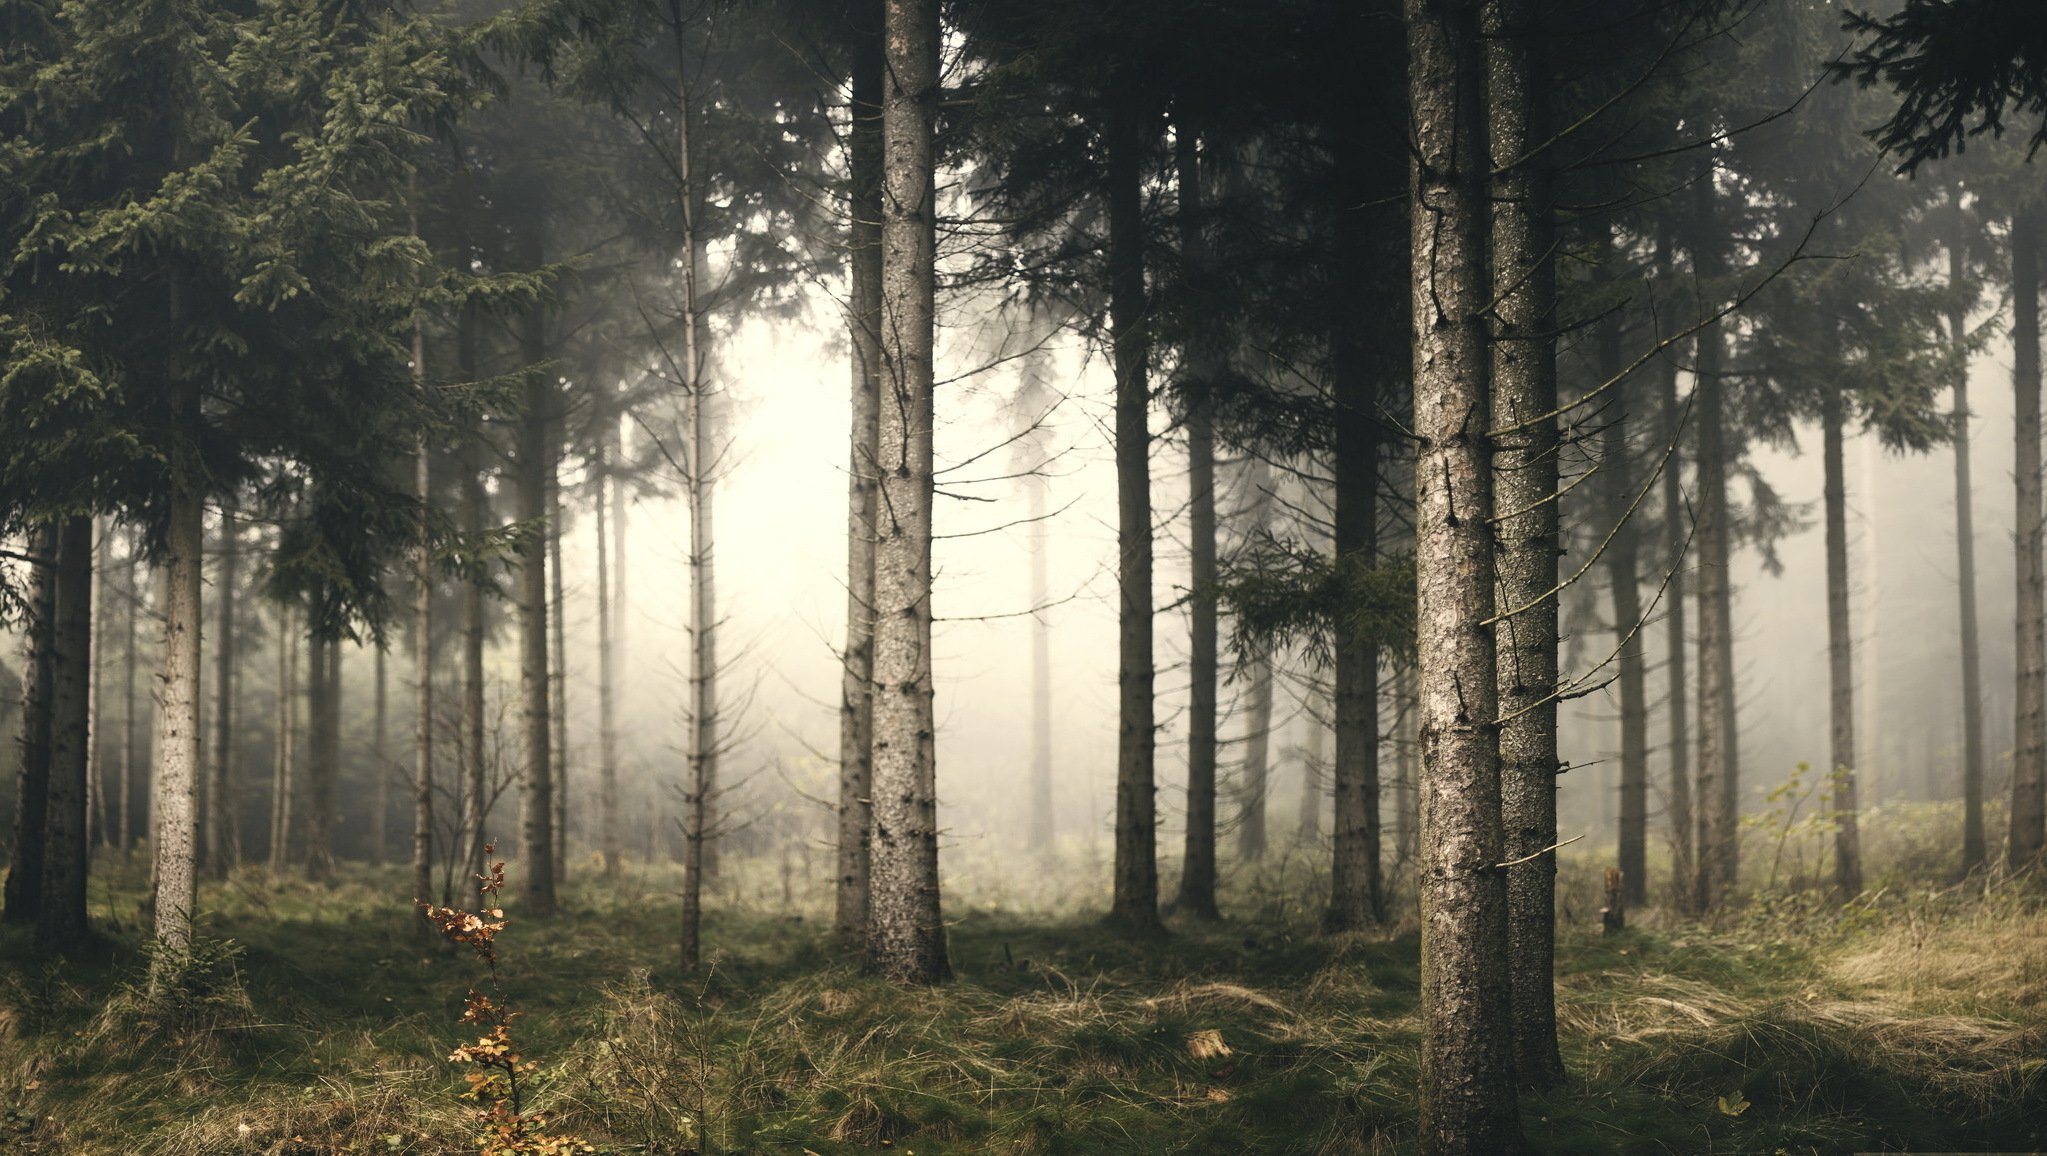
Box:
[836,9,883,940]
[119,538,138,855]
[371,641,386,867]
[1407,0,1525,1148]
[1597,286,1649,909]
[412,321,437,923]
[867,0,949,983]
[515,214,557,916]
[1486,0,1563,1088]
[270,602,296,874]
[1821,378,1863,896]
[151,387,206,974]
[1655,237,1694,909]
[39,516,94,946]
[208,501,239,878]
[1395,661,1419,867]
[1237,652,1274,863]
[596,427,621,879]
[3,524,58,926]
[1326,109,1387,933]
[549,445,568,885]
[87,521,108,850]
[1106,68,1160,934]
[1027,384,1055,855]
[1176,126,1221,920]
[1950,223,1986,875]
[2011,205,2047,871]
[305,633,335,880]
[1691,174,1741,910]
[462,437,488,888]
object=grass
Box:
[1,834,2043,1154]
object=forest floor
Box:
[1,843,2044,1155]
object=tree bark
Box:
[371,639,385,867]
[1654,234,1694,909]
[119,538,138,855]
[151,394,206,973]
[1237,652,1274,863]
[305,633,335,880]
[1176,126,1221,920]
[2011,205,2047,872]
[1821,379,1863,897]
[549,440,568,885]
[596,425,621,879]
[1106,68,1161,934]
[1596,282,1649,910]
[87,521,108,851]
[1691,173,1741,910]
[208,500,240,877]
[38,516,94,946]
[835,6,883,941]
[412,325,437,924]
[3,524,58,926]
[1949,223,1986,876]
[867,0,949,983]
[1407,0,1525,1148]
[269,603,294,874]
[1485,0,1564,1089]
[1326,109,1387,933]
[515,214,557,916]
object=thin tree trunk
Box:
[1822,379,1863,896]
[119,538,138,855]
[515,212,557,916]
[371,641,386,867]
[1106,68,1160,934]
[3,524,58,926]
[151,400,206,974]
[835,13,882,938]
[1299,686,1326,842]
[306,633,335,880]
[1597,282,1649,909]
[1176,126,1221,920]
[462,436,488,888]
[1326,113,1386,933]
[549,444,568,885]
[867,0,949,983]
[1408,0,1525,1147]
[269,603,297,874]
[209,500,239,877]
[1237,652,1274,863]
[1395,661,1418,867]
[1692,173,1740,910]
[39,516,94,946]
[596,429,621,879]
[1486,0,1564,1090]
[88,520,108,850]
[2010,205,2047,871]
[1655,235,1694,909]
[1027,407,1055,855]
[412,318,437,923]
[1950,224,1986,875]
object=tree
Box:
[866,0,949,984]
[39,515,94,947]
[1947,204,1989,874]
[1175,126,1223,921]
[208,500,241,878]
[1406,0,1524,1147]
[2012,203,2047,870]
[3,526,57,927]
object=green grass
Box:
[2,846,2043,1154]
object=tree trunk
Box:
[3,524,58,926]
[866,0,949,983]
[515,215,557,916]
[1597,283,1649,910]
[1691,173,1741,910]
[119,537,139,855]
[1821,380,1863,896]
[151,401,206,973]
[1176,127,1221,920]
[412,325,437,923]
[2010,205,2047,872]
[1655,235,1694,909]
[1237,652,1274,863]
[87,521,108,851]
[462,436,488,888]
[39,516,94,946]
[1485,0,1564,1088]
[1395,661,1419,868]
[596,427,621,879]
[1950,223,1986,876]
[1299,686,1326,841]
[1326,108,1387,933]
[1027,380,1055,856]
[305,633,335,880]
[208,500,240,877]
[269,603,297,874]
[835,8,883,940]
[1407,0,1525,1147]
[549,442,569,885]
[1106,68,1160,934]
[371,640,386,867]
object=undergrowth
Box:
[0,830,2040,1154]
